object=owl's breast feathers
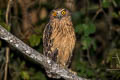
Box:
[43,17,76,67]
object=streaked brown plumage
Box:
[43,8,76,78]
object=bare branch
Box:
[0,25,89,80]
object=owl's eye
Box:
[52,12,57,17]
[61,10,66,15]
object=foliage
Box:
[75,22,96,50]
[102,0,111,8]
[29,34,41,47]
[75,61,95,78]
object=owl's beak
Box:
[57,12,62,19]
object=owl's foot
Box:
[68,69,77,75]
[59,64,77,75]
[51,48,58,62]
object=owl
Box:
[43,8,76,78]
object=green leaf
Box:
[75,24,84,34]
[87,69,94,77]
[21,71,30,80]
[31,72,46,80]
[102,0,111,8]
[29,34,41,47]
[92,40,97,50]
[112,12,119,18]
[10,53,14,58]
[81,37,93,50]
[75,23,96,35]
[76,61,95,77]
[82,23,96,36]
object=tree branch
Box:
[0,25,89,80]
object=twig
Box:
[87,48,96,68]
[4,0,13,80]
[6,0,13,24]
[0,25,89,80]
[4,47,9,80]
[106,69,120,71]
[92,8,102,21]
[98,0,113,40]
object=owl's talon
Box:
[69,69,77,75]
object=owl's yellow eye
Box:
[61,10,66,15]
[52,12,57,17]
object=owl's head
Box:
[49,8,71,20]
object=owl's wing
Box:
[43,23,60,78]
[43,23,52,56]
[43,23,58,61]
